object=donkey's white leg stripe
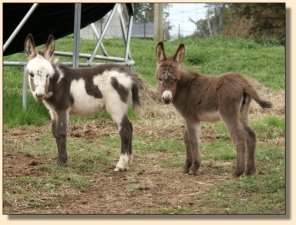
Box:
[114,153,129,171]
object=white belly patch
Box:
[69,79,105,115]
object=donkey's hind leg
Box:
[106,100,133,171]
[115,115,133,171]
[244,126,256,175]
[219,104,246,177]
[240,96,256,175]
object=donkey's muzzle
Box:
[162,90,173,104]
[163,98,172,104]
[35,93,44,101]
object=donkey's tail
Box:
[244,85,272,109]
[131,82,142,116]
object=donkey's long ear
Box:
[156,42,166,63]
[24,34,37,59]
[173,43,185,64]
[44,34,55,59]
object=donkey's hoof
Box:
[57,157,67,166]
[188,167,199,176]
[183,166,191,174]
[188,171,199,176]
[57,161,67,166]
[233,169,244,177]
[114,167,127,172]
[245,168,256,176]
[183,168,190,174]
[115,154,129,172]
[183,161,192,174]
[187,162,200,176]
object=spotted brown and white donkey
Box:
[24,34,141,171]
[155,42,272,177]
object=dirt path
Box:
[3,125,232,214]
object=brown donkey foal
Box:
[155,42,272,177]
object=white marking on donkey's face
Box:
[162,90,173,104]
[26,54,54,101]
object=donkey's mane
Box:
[36,50,59,65]
[178,67,201,84]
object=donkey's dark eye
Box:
[29,73,34,78]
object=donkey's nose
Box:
[162,90,173,104]
[35,93,44,101]
[163,98,171,104]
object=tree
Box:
[204,3,226,37]
[222,3,285,43]
[134,3,154,23]
[134,3,172,40]
[163,4,173,39]
[189,17,209,38]
[190,3,285,43]
[190,3,226,38]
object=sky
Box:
[166,3,207,38]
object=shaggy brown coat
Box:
[156,42,272,176]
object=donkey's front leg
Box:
[114,115,133,172]
[185,121,201,175]
[183,128,192,173]
[51,110,68,165]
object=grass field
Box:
[3,36,285,214]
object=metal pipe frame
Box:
[125,14,133,62]
[4,3,135,68]
[55,51,130,62]
[61,61,135,66]
[22,67,28,111]
[73,3,81,68]
[4,3,39,52]
[4,60,135,67]
[117,4,131,61]
[88,3,119,64]
[3,3,135,111]
[90,23,108,56]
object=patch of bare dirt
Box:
[3,143,231,214]
[53,166,231,214]
[69,120,117,139]
[3,147,49,178]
